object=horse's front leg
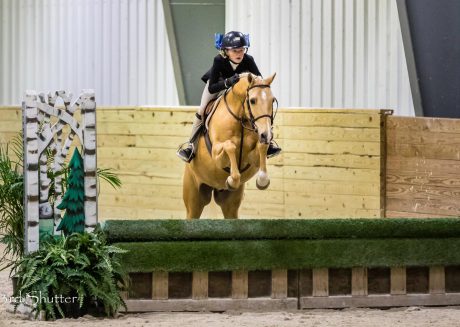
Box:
[256,142,270,190]
[212,140,241,190]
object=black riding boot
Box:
[267,141,282,158]
[177,114,203,163]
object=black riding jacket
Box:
[201,54,262,94]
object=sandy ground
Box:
[2,244,460,326]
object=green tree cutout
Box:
[57,149,85,235]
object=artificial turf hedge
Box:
[102,218,460,272]
[102,218,460,242]
[113,238,460,272]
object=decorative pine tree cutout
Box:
[56,149,85,235]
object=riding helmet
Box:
[221,31,249,49]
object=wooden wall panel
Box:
[386,116,460,217]
[1,106,386,220]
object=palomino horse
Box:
[183,72,278,219]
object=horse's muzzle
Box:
[259,131,270,144]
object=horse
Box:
[182,72,278,219]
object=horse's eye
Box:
[250,98,256,105]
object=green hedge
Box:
[114,238,460,272]
[104,219,460,272]
[103,218,460,242]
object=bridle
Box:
[245,84,279,131]
[220,82,279,171]
[224,83,279,132]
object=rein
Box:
[222,83,279,171]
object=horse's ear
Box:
[265,73,276,85]
[247,73,254,87]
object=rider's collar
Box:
[229,60,240,69]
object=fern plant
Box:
[12,229,129,320]
[0,136,25,270]
[0,134,122,272]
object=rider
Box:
[176,30,282,163]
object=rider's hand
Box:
[224,74,240,88]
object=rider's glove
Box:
[224,74,240,88]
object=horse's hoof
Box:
[256,179,270,190]
[225,179,238,192]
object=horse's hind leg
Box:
[214,184,245,219]
[183,167,211,219]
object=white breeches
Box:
[198,81,220,116]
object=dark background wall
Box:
[405,0,460,118]
[165,0,225,105]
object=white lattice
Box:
[22,90,97,253]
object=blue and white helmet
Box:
[215,31,250,50]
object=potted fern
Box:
[0,135,122,288]
[12,229,129,319]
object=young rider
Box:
[177,31,282,162]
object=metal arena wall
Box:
[1,0,414,116]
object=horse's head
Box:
[233,72,277,144]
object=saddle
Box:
[201,95,221,162]
[203,93,224,131]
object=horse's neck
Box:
[226,89,245,118]
[209,89,256,143]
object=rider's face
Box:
[225,47,245,63]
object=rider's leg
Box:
[177,82,217,162]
